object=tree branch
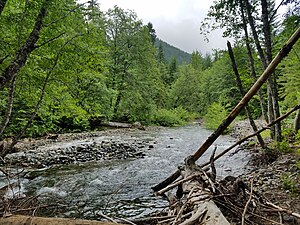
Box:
[201,103,300,169]
[10,34,84,149]
[269,0,285,23]
[0,0,50,90]
[34,32,66,49]
[152,27,300,192]
[44,3,84,27]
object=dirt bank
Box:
[230,119,300,224]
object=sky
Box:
[96,0,220,54]
[92,0,286,55]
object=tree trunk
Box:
[295,100,300,133]
[0,215,124,225]
[0,0,49,90]
[244,0,268,68]
[261,0,282,141]
[0,0,6,15]
[227,41,266,149]
[152,27,300,192]
[239,0,268,122]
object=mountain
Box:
[155,38,191,64]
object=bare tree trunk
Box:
[152,27,300,192]
[261,0,282,141]
[0,0,7,15]
[239,0,268,122]
[0,0,49,90]
[227,41,266,149]
[244,0,268,68]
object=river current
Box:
[1,124,252,220]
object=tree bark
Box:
[244,0,268,68]
[0,0,7,15]
[261,0,282,141]
[0,0,49,90]
[239,0,268,122]
[227,41,266,149]
[152,27,300,192]
[174,157,230,225]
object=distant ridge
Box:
[155,38,191,64]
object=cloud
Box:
[92,0,228,54]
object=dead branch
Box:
[209,145,217,182]
[156,173,201,196]
[201,103,300,169]
[266,201,300,219]
[97,212,118,223]
[241,179,254,225]
[152,27,300,192]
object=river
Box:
[1,124,252,220]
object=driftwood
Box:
[152,26,300,193]
[100,122,144,130]
[158,157,300,225]
[0,215,125,225]
[165,156,230,225]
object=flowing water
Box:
[1,124,252,220]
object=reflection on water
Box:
[1,125,252,219]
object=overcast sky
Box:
[93,0,285,55]
[96,0,221,54]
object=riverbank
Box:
[2,127,162,168]
[1,122,299,224]
[229,119,300,224]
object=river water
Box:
[2,124,252,220]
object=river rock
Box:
[4,140,148,168]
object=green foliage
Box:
[151,107,193,127]
[276,140,291,153]
[154,38,191,64]
[203,102,229,131]
[1,0,298,141]
[281,173,298,194]
[152,109,184,127]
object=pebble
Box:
[4,141,149,168]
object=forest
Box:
[0,0,300,224]
[0,0,299,147]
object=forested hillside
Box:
[154,38,191,64]
[0,0,299,155]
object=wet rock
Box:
[4,140,147,168]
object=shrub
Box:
[152,107,194,127]
[203,102,230,131]
[152,109,184,126]
[281,173,298,194]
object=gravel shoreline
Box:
[2,127,162,168]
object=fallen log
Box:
[164,156,230,225]
[200,103,300,168]
[0,215,125,225]
[152,26,300,192]
[100,122,144,130]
